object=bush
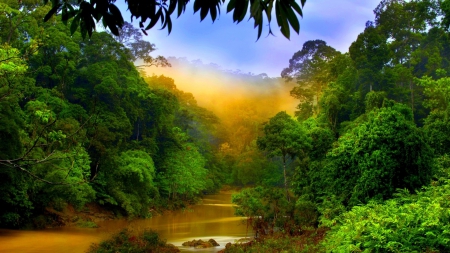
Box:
[323,102,434,207]
[322,177,450,252]
[232,187,295,237]
[87,228,180,253]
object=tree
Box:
[257,111,311,201]
[282,40,339,119]
[157,128,208,200]
[373,0,440,116]
[323,101,434,207]
[349,22,390,93]
[43,0,306,40]
[111,22,170,68]
[232,186,292,237]
[418,75,450,156]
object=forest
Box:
[1,0,450,252]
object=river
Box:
[0,191,251,253]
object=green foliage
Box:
[232,186,294,236]
[364,90,387,112]
[324,102,434,207]
[33,147,95,210]
[0,168,34,227]
[323,178,450,253]
[283,40,340,119]
[231,141,280,186]
[301,118,334,161]
[87,228,180,253]
[158,129,208,200]
[99,150,157,217]
[257,111,311,159]
[223,231,325,253]
[0,5,227,226]
[423,108,450,156]
[418,75,450,112]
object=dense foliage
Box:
[0,0,226,227]
[4,0,450,252]
[227,0,450,252]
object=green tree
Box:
[157,128,208,200]
[323,101,434,207]
[232,186,292,237]
[257,111,311,201]
[349,22,390,93]
[282,40,339,119]
[419,75,450,156]
[99,150,156,217]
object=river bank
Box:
[0,191,250,253]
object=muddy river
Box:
[0,192,251,252]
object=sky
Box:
[117,0,382,77]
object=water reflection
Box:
[0,192,251,253]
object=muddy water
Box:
[0,192,251,253]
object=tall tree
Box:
[257,111,311,201]
[373,0,440,115]
[282,40,339,119]
[349,22,390,93]
[111,22,170,68]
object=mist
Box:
[143,57,298,122]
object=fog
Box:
[143,57,298,121]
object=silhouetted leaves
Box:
[43,0,306,40]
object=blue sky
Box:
[117,0,382,77]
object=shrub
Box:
[322,177,450,252]
[87,228,180,253]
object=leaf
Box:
[43,4,61,22]
[282,2,299,34]
[227,0,236,13]
[80,19,87,40]
[145,8,161,30]
[87,16,95,37]
[210,6,217,22]
[168,0,177,15]
[105,13,120,36]
[233,0,249,23]
[109,3,124,27]
[167,14,173,33]
[200,6,209,21]
[250,0,260,17]
[70,14,81,35]
[290,1,303,16]
[177,0,186,17]
[275,1,290,39]
[62,3,69,25]
[193,0,202,13]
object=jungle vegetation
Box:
[2,0,450,252]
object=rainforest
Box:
[1,0,450,252]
